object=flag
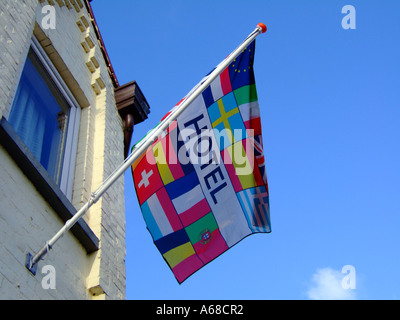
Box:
[131,40,270,283]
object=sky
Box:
[91,0,400,300]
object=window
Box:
[8,39,80,200]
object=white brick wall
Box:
[0,145,89,299]
[0,0,126,300]
[0,0,37,120]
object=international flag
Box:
[131,39,270,283]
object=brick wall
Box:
[0,0,126,299]
[0,0,37,120]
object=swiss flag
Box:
[132,149,164,205]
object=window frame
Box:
[10,37,81,200]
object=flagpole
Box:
[25,23,267,275]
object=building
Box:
[0,0,150,299]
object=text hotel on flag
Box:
[131,40,270,283]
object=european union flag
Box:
[229,41,255,90]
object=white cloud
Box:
[306,267,357,300]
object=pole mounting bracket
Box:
[25,252,38,276]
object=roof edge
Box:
[84,0,119,88]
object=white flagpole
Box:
[26,23,267,274]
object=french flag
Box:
[202,68,232,108]
[165,171,211,227]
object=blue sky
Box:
[91,0,400,300]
